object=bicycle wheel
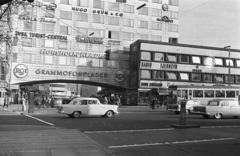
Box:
[145,105,151,111]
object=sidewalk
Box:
[0,105,112,156]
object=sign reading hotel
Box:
[15,31,68,40]
[140,61,177,70]
[75,35,103,44]
[140,80,162,88]
[40,49,105,59]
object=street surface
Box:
[1,106,240,156]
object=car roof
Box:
[72,97,99,100]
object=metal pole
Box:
[228,48,230,86]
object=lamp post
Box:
[224,46,231,86]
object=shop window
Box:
[152,8,162,17]
[138,7,148,15]
[152,22,161,30]
[204,90,214,97]
[23,53,36,63]
[225,75,234,84]
[166,72,177,80]
[153,70,164,79]
[152,35,162,42]
[108,16,119,25]
[60,0,71,5]
[167,54,177,62]
[141,70,151,79]
[76,12,88,22]
[141,51,151,60]
[215,58,223,66]
[138,20,148,29]
[77,0,88,7]
[93,14,104,24]
[154,53,164,61]
[76,58,87,66]
[214,74,224,82]
[169,24,178,32]
[236,60,240,67]
[152,0,162,3]
[92,59,103,67]
[215,90,225,98]
[179,55,189,63]
[169,0,178,6]
[108,2,119,11]
[60,10,72,20]
[123,18,134,27]
[93,0,104,9]
[225,59,234,66]
[60,25,71,35]
[203,74,212,82]
[193,90,203,98]
[236,75,240,83]
[59,56,70,65]
[192,56,201,64]
[138,33,148,40]
[180,73,189,80]
[123,32,134,41]
[123,4,134,13]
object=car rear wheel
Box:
[214,113,222,119]
[72,111,81,118]
[203,115,209,119]
[105,111,113,118]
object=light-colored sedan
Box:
[167,99,200,114]
[192,99,240,119]
[57,97,119,118]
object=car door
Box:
[219,101,230,116]
[230,101,240,116]
[88,100,105,115]
[76,99,88,115]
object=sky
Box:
[179,0,240,50]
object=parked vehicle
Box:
[50,96,74,108]
[57,97,119,118]
[167,99,200,114]
[192,99,240,119]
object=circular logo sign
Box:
[113,70,125,82]
[204,57,215,66]
[13,64,28,78]
[162,4,169,11]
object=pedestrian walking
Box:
[103,96,108,104]
[115,95,121,106]
[3,95,8,108]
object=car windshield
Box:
[207,101,219,106]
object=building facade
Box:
[129,40,240,105]
[10,0,179,103]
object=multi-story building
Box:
[10,0,179,104]
[129,40,240,105]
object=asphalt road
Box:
[2,109,240,156]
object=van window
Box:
[229,101,238,106]
[220,101,229,106]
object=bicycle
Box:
[145,103,160,111]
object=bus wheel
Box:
[214,113,222,119]
[203,115,209,119]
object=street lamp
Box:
[224,46,231,86]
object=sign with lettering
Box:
[15,31,68,40]
[40,49,105,59]
[113,70,125,82]
[24,1,57,10]
[19,16,56,23]
[140,80,162,88]
[140,61,177,70]
[13,64,28,78]
[162,4,168,11]
[156,16,173,23]
[192,65,202,72]
[72,7,88,12]
[92,9,123,17]
[107,40,121,46]
[75,35,103,44]
[116,0,126,3]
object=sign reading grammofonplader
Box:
[35,69,108,77]
[40,49,105,59]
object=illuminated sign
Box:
[72,7,88,12]
[162,4,168,11]
[75,35,103,44]
[40,49,105,59]
[140,61,177,70]
[15,31,68,40]
[156,16,173,23]
[113,70,125,82]
[92,9,123,17]
[13,64,28,78]
[35,69,108,78]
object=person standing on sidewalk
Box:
[3,94,8,108]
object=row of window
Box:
[13,53,130,68]
[140,70,240,84]
[170,89,239,98]
[140,51,240,68]
[23,17,178,32]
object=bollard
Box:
[179,101,186,125]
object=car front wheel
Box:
[105,111,113,118]
[72,111,81,118]
[214,113,222,119]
